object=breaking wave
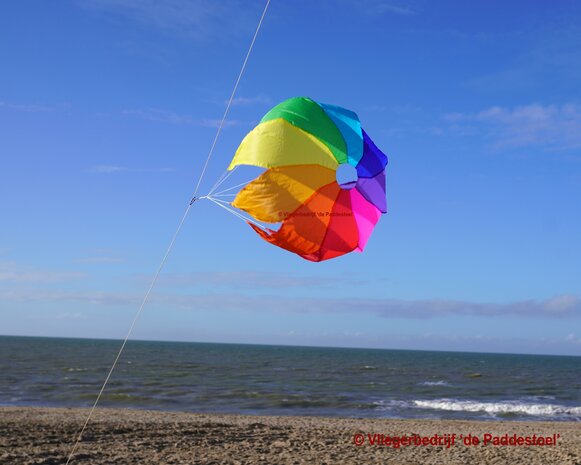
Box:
[413,399,581,418]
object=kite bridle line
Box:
[64,0,272,463]
[206,196,269,231]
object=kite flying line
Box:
[64,1,271,463]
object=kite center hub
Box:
[336,163,358,190]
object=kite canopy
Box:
[228,97,388,262]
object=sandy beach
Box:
[1,407,579,465]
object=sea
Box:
[1,335,579,422]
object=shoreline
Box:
[2,407,580,464]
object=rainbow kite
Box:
[228,97,388,262]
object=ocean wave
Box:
[418,380,451,387]
[373,399,411,410]
[413,399,581,418]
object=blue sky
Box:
[1,0,580,355]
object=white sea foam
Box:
[419,380,451,387]
[373,399,410,410]
[413,399,581,417]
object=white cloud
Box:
[328,0,417,17]
[466,28,581,93]
[152,271,360,289]
[56,311,85,320]
[199,118,242,128]
[374,2,416,16]
[544,294,581,315]
[0,101,70,113]
[78,256,125,264]
[79,0,261,40]
[122,108,195,125]
[0,262,85,283]
[443,103,581,151]
[89,164,174,174]
[0,101,51,113]
[228,96,271,106]
[90,165,128,173]
[122,108,241,127]
[2,286,579,320]
[76,248,125,264]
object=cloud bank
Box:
[2,287,579,320]
[444,103,581,151]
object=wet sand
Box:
[1,407,580,464]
